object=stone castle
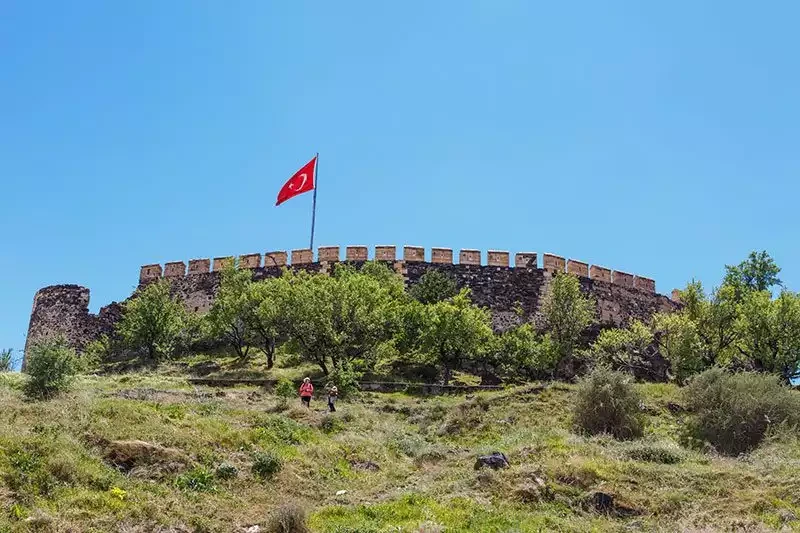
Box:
[24,245,680,366]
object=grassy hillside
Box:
[1,368,799,532]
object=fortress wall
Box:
[26,245,681,364]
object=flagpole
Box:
[309,153,319,250]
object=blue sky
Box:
[2,1,799,364]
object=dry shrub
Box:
[573,367,643,440]
[266,502,309,533]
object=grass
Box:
[1,368,800,532]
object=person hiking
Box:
[327,385,338,413]
[299,377,314,408]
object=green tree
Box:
[723,250,781,297]
[494,324,559,380]
[418,289,494,384]
[207,266,256,360]
[24,337,81,400]
[652,312,704,384]
[248,277,288,369]
[117,279,188,360]
[678,281,739,367]
[281,263,403,375]
[541,272,595,360]
[409,270,458,304]
[590,320,653,375]
[735,290,800,383]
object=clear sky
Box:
[2,1,799,365]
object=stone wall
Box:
[24,245,680,366]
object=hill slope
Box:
[0,371,799,532]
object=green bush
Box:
[622,441,683,464]
[252,451,282,480]
[0,348,13,372]
[23,338,81,400]
[274,378,296,401]
[215,463,238,480]
[267,502,310,533]
[573,367,643,440]
[683,368,800,455]
[175,467,217,492]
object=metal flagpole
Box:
[309,153,319,250]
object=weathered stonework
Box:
[460,249,481,265]
[264,251,287,267]
[239,254,261,269]
[543,254,566,272]
[318,246,340,263]
[487,251,509,267]
[213,257,234,271]
[515,253,537,269]
[432,248,453,264]
[590,265,612,283]
[25,246,677,367]
[567,259,589,278]
[404,246,425,262]
[164,262,186,279]
[375,246,396,261]
[346,246,368,262]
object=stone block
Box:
[291,249,313,265]
[612,270,634,288]
[264,251,287,267]
[567,259,589,278]
[634,276,656,293]
[671,289,681,302]
[188,258,210,275]
[404,246,425,262]
[318,246,340,262]
[515,252,537,268]
[346,246,368,261]
[239,253,261,269]
[163,261,186,278]
[213,256,234,271]
[432,247,453,264]
[139,264,162,283]
[460,249,481,265]
[590,265,612,283]
[487,250,509,267]
[375,245,396,261]
[543,253,566,272]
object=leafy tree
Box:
[652,312,704,384]
[0,349,13,372]
[409,269,458,304]
[248,277,288,369]
[494,324,559,380]
[590,320,653,375]
[23,337,81,399]
[207,266,256,360]
[734,290,800,383]
[281,263,403,375]
[678,281,738,367]
[541,272,595,360]
[117,279,188,360]
[418,289,494,385]
[723,250,781,297]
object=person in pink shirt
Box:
[299,377,314,408]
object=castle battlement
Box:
[139,245,660,295]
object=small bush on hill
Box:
[1,348,14,372]
[214,463,238,480]
[267,502,310,533]
[252,451,282,480]
[24,337,81,400]
[573,367,643,440]
[683,368,800,455]
[175,467,216,492]
[274,378,296,408]
[622,441,683,464]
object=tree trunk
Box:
[265,339,275,369]
[443,366,451,386]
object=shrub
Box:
[252,451,282,480]
[175,467,217,492]
[23,337,80,400]
[573,367,643,440]
[318,413,344,434]
[274,378,296,403]
[215,463,238,480]
[266,502,310,533]
[0,348,13,372]
[622,441,683,464]
[683,368,800,455]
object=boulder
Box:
[474,452,509,470]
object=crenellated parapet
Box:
[140,245,667,296]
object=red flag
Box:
[276,156,317,206]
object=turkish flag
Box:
[276,156,317,206]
